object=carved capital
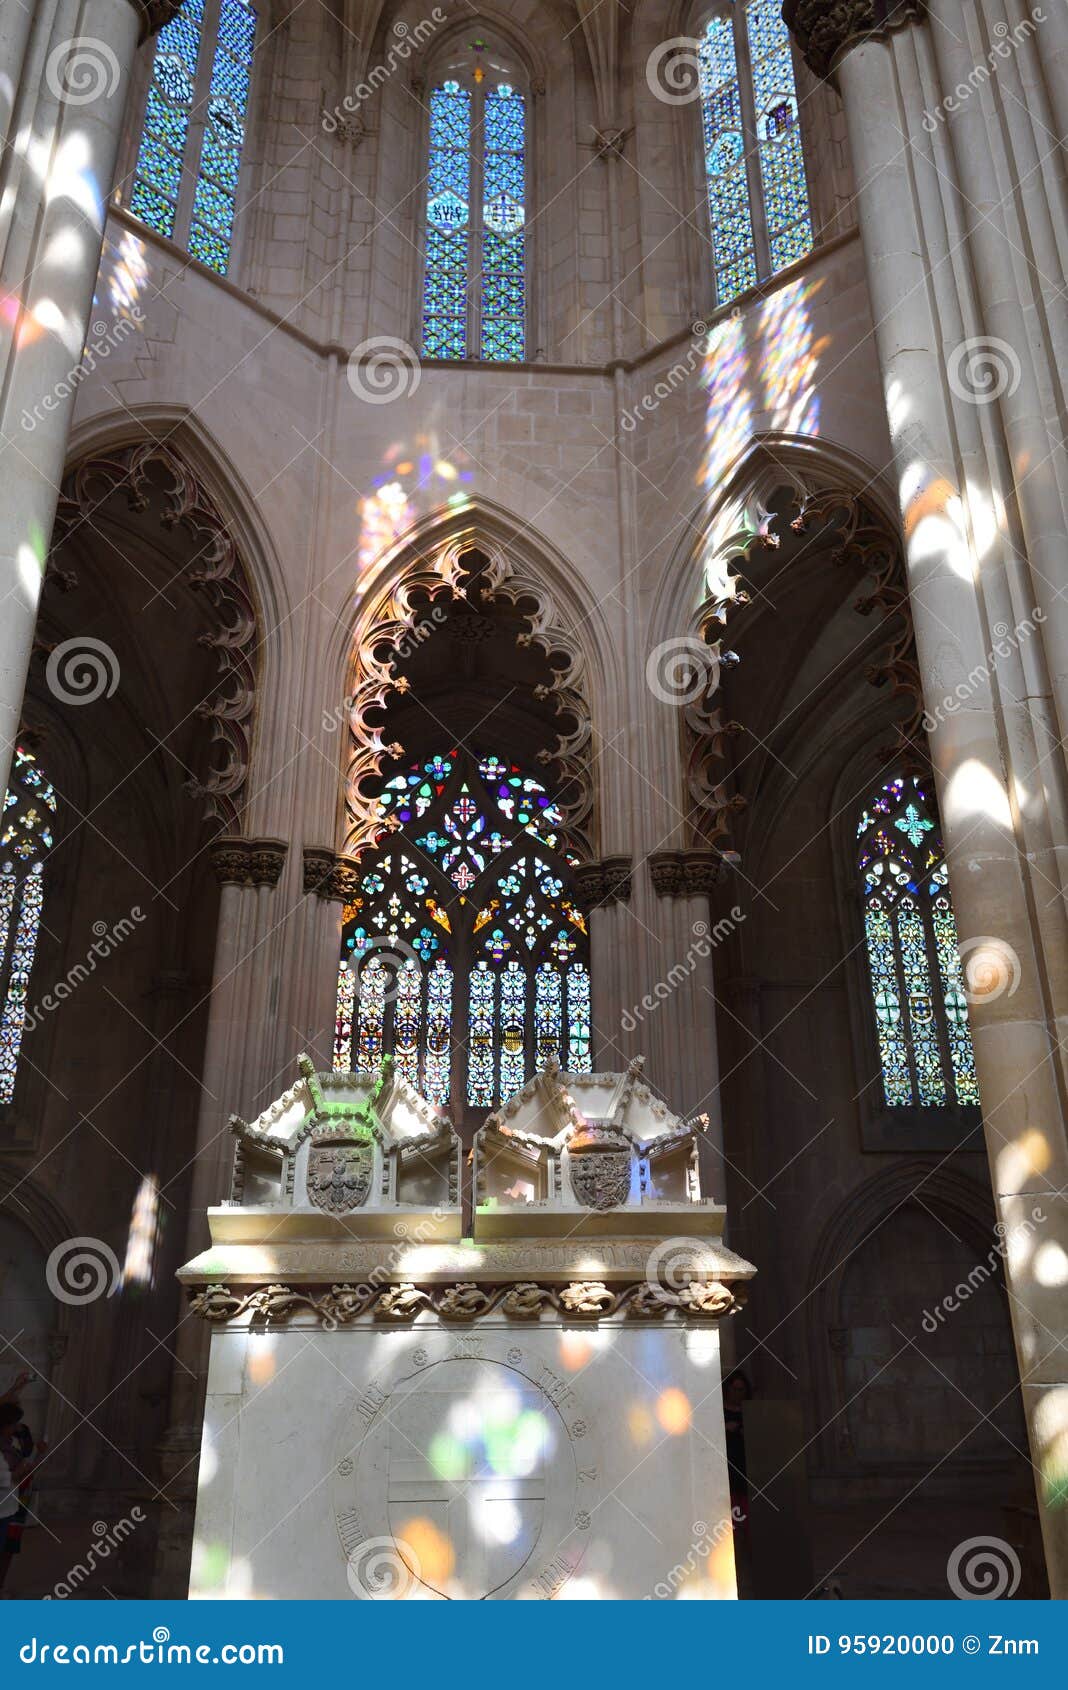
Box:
[249,838,288,887]
[574,856,631,911]
[782,0,925,80]
[303,848,362,902]
[128,1,184,43]
[649,849,727,898]
[209,837,289,888]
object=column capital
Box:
[649,849,727,899]
[128,1,184,43]
[208,836,288,888]
[303,848,362,903]
[782,0,925,81]
[574,855,632,910]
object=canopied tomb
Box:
[180,1057,755,1599]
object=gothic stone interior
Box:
[0,0,1064,1602]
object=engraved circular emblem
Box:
[334,1343,601,1600]
[412,1347,429,1368]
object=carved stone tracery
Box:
[343,539,595,862]
[54,443,259,832]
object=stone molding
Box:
[208,836,288,888]
[303,848,362,902]
[130,1,183,41]
[573,855,632,909]
[188,1277,744,1328]
[648,849,725,898]
[782,0,926,80]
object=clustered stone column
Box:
[0,1,179,800]
[784,0,1068,1595]
[647,851,728,1201]
[574,855,634,1069]
[153,831,288,1596]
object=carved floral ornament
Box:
[782,0,926,80]
[188,1278,744,1328]
[209,837,288,888]
[342,537,595,862]
[694,479,929,842]
[54,443,259,833]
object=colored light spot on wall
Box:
[627,1403,656,1445]
[559,1331,593,1370]
[395,1515,455,1582]
[657,1387,692,1434]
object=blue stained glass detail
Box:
[699,16,757,304]
[132,0,254,275]
[423,82,472,358]
[745,0,812,273]
[130,0,204,240]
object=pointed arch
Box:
[335,500,616,865]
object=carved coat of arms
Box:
[307,1143,373,1213]
[568,1150,631,1210]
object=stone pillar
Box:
[646,852,727,1202]
[293,847,353,1070]
[151,834,287,1596]
[574,856,634,1069]
[0,2,179,798]
[784,0,1068,1594]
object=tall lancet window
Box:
[334,750,590,1108]
[698,1,812,305]
[0,749,57,1105]
[129,0,256,275]
[857,776,980,1112]
[421,39,527,362]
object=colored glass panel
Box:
[424,959,453,1104]
[468,962,495,1106]
[858,776,979,1114]
[535,962,561,1070]
[699,16,757,304]
[423,82,472,358]
[130,0,204,240]
[745,0,812,274]
[480,86,526,361]
[334,959,355,1069]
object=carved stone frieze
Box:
[188,1278,744,1327]
[208,837,288,888]
[782,0,926,80]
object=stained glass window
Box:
[857,776,979,1112]
[334,749,591,1107]
[698,2,812,306]
[421,49,527,362]
[130,0,256,276]
[0,749,57,1105]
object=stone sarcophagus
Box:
[180,1057,755,1600]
